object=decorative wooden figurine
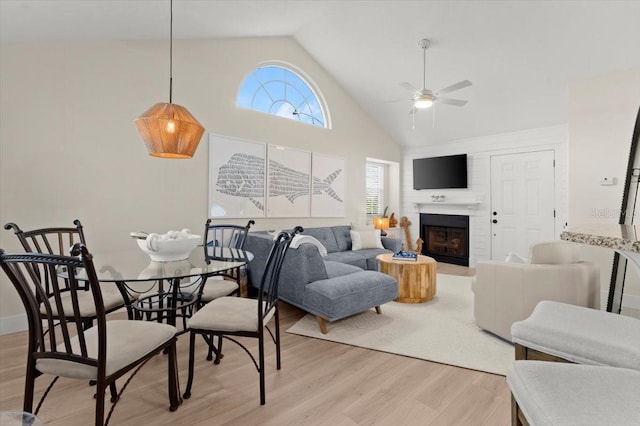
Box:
[399,216,423,254]
[415,238,424,255]
[388,212,398,228]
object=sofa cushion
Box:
[245,233,328,304]
[323,260,362,278]
[356,248,391,270]
[303,271,398,321]
[303,227,340,253]
[325,251,367,270]
[381,236,402,253]
[331,226,353,252]
[350,229,384,250]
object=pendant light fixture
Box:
[135,0,204,159]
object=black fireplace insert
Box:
[419,213,469,266]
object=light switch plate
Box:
[600,177,616,186]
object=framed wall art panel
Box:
[311,153,346,217]
[208,134,266,218]
[266,144,311,218]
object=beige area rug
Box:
[286,273,514,376]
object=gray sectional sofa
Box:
[245,225,400,333]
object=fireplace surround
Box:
[420,213,469,266]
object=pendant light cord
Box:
[169,0,173,103]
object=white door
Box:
[490,150,555,260]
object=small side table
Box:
[377,253,437,303]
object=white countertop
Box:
[560,223,640,252]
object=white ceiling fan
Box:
[395,39,472,127]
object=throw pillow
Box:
[350,229,384,251]
[350,222,375,231]
[504,252,528,264]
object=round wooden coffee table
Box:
[377,253,437,303]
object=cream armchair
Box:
[472,241,600,341]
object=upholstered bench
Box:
[511,300,640,370]
[507,361,640,426]
[303,270,398,333]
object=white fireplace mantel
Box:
[413,201,481,212]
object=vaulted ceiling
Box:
[2,0,639,147]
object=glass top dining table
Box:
[78,246,251,329]
[88,246,250,283]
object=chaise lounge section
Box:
[245,225,400,333]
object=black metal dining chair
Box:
[0,243,181,426]
[194,219,254,361]
[197,219,255,302]
[4,220,135,329]
[183,227,299,405]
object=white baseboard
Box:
[0,313,28,336]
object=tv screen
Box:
[413,154,468,190]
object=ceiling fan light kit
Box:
[392,38,472,127]
[414,94,433,109]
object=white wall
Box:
[402,125,568,267]
[568,67,640,311]
[0,37,401,333]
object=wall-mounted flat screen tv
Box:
[413,154,468,190]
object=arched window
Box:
[237,64,329,128]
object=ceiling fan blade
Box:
[437,80,472,95]
[400,82,419,94]
[437,97,468,106]
[408,106,417,115]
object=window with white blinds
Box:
[366,161,385,217]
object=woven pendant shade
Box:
[135,102,205,159]
[134,0,205,159]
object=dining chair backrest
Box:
[0,244,106,373]
[203,219,255,254]
[4,220,88,298]
[257,227,301,321]
[5,220,86,255]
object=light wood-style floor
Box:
[0,264,512,426]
